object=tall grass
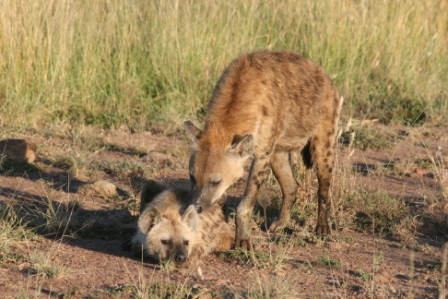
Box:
[0,0,447,129]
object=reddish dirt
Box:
[0,124,447,298]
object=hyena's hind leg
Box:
[269,152,299,233]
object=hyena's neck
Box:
[201,118,258,149]
[204,58,263,141]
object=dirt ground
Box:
[0,123,447,298]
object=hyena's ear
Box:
[182,205,199,231]
[140,180,168,213]
[184,120,202,144]
[229,134,254,158]
[138,207,163,233]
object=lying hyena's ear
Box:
[184,120,202,144]
[182,205,199,231]
[138,207,163,233]
[229,134,254,158]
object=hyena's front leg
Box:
[235,156,270,250]
[313,132,336,235]
[269,152,299,233]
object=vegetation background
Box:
[0,0,447,131]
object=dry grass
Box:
[0,0,447,130]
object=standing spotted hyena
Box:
[184,50,342,250]
[125,180,233,266]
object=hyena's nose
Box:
[195,205,203,214]
[175,253,187,263]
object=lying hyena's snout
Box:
[174,247,188,263]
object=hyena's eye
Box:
[161,239,171,245]
[183,240,189,246]
[208,179,221,187]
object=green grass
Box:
[339,124,401,150]
[0,0,447,130]
[318,253,341,269]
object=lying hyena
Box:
[125,180,233,266]
[184,50,342,250]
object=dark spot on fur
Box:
[261,80,267,85]
[323,158,328,164]
[256,170,266,178]
[326,151,332,157]
[327,130,335,137]
[274,80,280,87]
[328,167,333,173]
[262,106,269,117]
[326,141,331,148]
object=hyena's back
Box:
[205,50,340,151]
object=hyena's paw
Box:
[235,215,253,250]
[315,218,332,235]
[268,219,287,233]
[234,238,252,251]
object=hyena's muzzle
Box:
[191,188,227,218]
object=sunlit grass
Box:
[0,0,446,130]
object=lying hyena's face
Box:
[184,120,254,213]
[138,205,198,265]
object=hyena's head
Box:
[184,120,254,213]
[137,202,198,265]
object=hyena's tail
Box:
[301,139,313,169]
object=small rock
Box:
[215,278,227,286]
[197,294,213,299]
[18,262,31,271]
[331,242,343,250]
[424,172,436,179]
[373,268,393,284]
[78,180,118,198]
[0,139,36,163]
[415,273,431,282]
[413,168,425,175]
[428,277,438,285]
[272,267,287,277]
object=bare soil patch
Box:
[1,124,447,298]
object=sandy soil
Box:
[0,124,447,298]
